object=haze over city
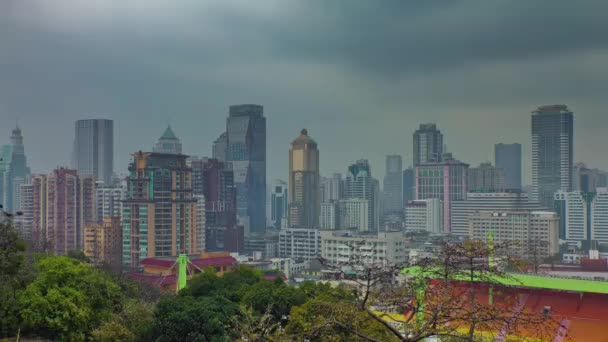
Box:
[2,0,608,182]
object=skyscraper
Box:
[403,167,415,203]
[531,105,573,208]
[288,129,320,228]
[383,155,403,213]
[73,119,114,185]
[0,125,31,212]
[413,123,443,166]
[320,173,343,203]
[271,180,288,230]
[415,158,468,232]
[554,189,608,244]
[212,132,228,162]
[467,162,505,192]
[153,125,182,154]
[31,168,96,255]
[344,159,379,231]
[226,104,266,234]
[494,143,522,190]
[122,152,200,270]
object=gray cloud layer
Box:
[1,0,607,182]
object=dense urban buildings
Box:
[415,156,468,232]
[31,168,96,255]
[320,173,343,203]
[0,126,31,213]
[288,129,320,228]
[413,123,443,166]
[404,199,443,233]
[72,119,114,185]
[84,217,122,273]
[383,155,403,213]
[402,167,415,203]
[122,152,200,270]
[554,189,608,244]
[96,182,126,223]
[320,230,408,265]
[467,162,505,192]
[531,105,574,208]
[451,191,545,237]
[494,143,522,190]
[468,211,559,259]
[225,104,267,234]
[278,228,322,260]
[344,159,379,232]
[270,180,288,230]
[153,125,182,154]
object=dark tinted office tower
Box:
[344,159,379,231]
[383,155,403,213]
[213,132,228,162]
[226,104,266,234]
[73,119,114,185]
[413,123,443,166]
[531,105,573,208]
[494,143,522,190]
[403,168,415,203]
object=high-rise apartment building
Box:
[153,125,182,154]
[451,191,544,237]
[344,159,379,231]
[339,198,370,232]
[84,217,122,273]
[190,157,241,253]
[383,155,403,213]
[320,201,339,230]
[31,169,96,255]
[554,189,608,244]
[467,162,505,192]
[494,143,522,190]
[403,167,415,203]
[415,158,468,232]
[270,180,288,229]
[288,129,320,228]
[469,211,559,259]
[96,182,126,223]
[404,199,443,233]
[320,173,343,203]
[225,104,266,234]
[73,119,113,185]
[16,183,33,241]
[122,152,200,270]
[531,105,573,208]
[413,123,443,166]
[0,126,31,213]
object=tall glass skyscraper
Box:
[495,143,522,190]
[226,104,266,234]
[383,155,403,213]
[0,125,30,212]
[413,123,443,166]
[73,119,114,185]
[531,105,573,208]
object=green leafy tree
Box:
[91,300,154,342]
[241,280,307,320]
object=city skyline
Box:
[2,2,608,183]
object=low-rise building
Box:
[278,228,322,260]
[404,199,443,233]
[320,230,408,265]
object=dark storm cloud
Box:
[0,0,607,180]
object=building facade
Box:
[153,126,182,154]
[495,143,522,190]
[403,167,415,203]
[320,173,343,203]
[288,129,320,228]
[96,182,126,223]
[320,230,408,265]
[344,159,379,232]
[413,123,443,166]
[0,126,31,213]
[84,217,122,273]
[225,104,266,234]
[415,158,468,232]
[73,119,113,185]
[383,155,403,213]
[122,152,200,270]
[16,183,33,241]
[339,198,370,232]
[278,228,322,260]
[271,180,288,229]
[404,199,443,233]
[531,105,573,208]
[554,189,608,244]
[320,201,338,230]
[467,162,505,192]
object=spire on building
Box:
[154,125,182,154]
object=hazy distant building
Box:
[122,152,200,270]
[320,201,339,229]
[16,183,33,241]
[531,105,573,208]
[383,155,403,213]
[96,182,126,223]
[495,143,522,190]
[467,162,505,192]
[153,125,182,154]
[573,162,604,193]
[405,199,443,233]
[403,168,415,203]
[73,119,113,185]
[451,191,545,237]
[212,132,228,162]
[554,189,608,244]
[415,158,468,232]
[413,123,443,166]
[339,198,370,232]
[271,180,288,229]
[288,129,320,228]
[0,126,31,213]
[226,104,266,234]
[320,173,343,203]
[344,159,379,231]
[31,169,96,255]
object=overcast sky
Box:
[1,0,607,184]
